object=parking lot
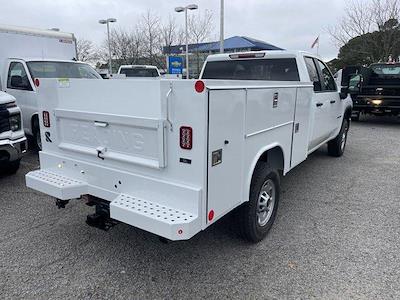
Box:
[0,116,399,299]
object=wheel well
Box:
[31,114,39,132]
[257,146,284,173]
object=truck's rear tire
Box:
[328,118,349,157]
[238,162,280,243]
[1,159,21,175]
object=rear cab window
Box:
[202,58,300,81]
[120,68,160,78]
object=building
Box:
[163,36,283,77]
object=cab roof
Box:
[205,50,319,62]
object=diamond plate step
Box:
[26,169,87,200]
[110,194,200,240]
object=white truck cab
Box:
[0,91,27,174]
[117,65,161,78]
[0,24,101,149]
[26,50,352,243]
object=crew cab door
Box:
[315,59,342,134]
[3,60,36,135]
[304,57,331,150]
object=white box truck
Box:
[26,51,353,242]
[0,24,101,149]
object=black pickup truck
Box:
[345,63,400,121]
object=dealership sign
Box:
[168,56,183,74]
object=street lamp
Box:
[99,18,117,76]
[175,4,198,79]
[220,0,224,53]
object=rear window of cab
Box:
[202,58,300,81]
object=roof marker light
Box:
[229,53,266,59]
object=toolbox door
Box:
[207,89,245,223]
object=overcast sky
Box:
[0,0,348,60]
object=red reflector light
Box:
[180,126,193,150]
[195,80,205,93]
[208,210,215,221]
[34,78,40,87]
[43,111,50,127]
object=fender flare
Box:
[244,143,286,204]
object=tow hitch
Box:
[55,199,69,209]
[85,196,119,231]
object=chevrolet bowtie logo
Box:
[171,61,182,67]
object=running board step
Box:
[26,170,88,200]
[110,194,201,241]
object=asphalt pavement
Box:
[0,115,399,299]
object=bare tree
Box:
[161,15,179,55]
[76,38,98,62]
[100,27,144,70]
[188,10,214,75]
[139,10,162,66]
[329,0,400,47]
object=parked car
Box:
[0,24,102,149]
[0,91,27,175]
[26,50,352,243]
[117,65,161,78]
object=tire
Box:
[238,162,280,243]
[328,118,349,157]
[32,116,42,151]
[1,159,21,175]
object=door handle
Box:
[94,121,109,128]
[330,100,336,104]
[316,102,324,107]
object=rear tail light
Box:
[180,126,193,150]
[43,111,50,127]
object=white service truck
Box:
[26,51,353,242]
[0,91,27,174]
[0,24,101,149]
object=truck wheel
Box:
[238,162,280,243]
[328,118,349,157]
[3,160,21,175]
[32,117,42,151]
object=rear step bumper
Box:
[111,194,199,240]
[26,169,201,240]
[26,170,87,200]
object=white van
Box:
[0,24,101,149]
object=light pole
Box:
[99,18,117,76]
[220,0,224,53]
[175,4,198,79]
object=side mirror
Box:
[10,75,23,88]
[339,87,348,100]
[313,81,321,92]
